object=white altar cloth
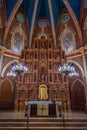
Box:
[28,101,53,104]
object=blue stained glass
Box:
[38,21,47,27]
[17,14,24,23]
[62,14,70,23]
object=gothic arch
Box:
[1,78,14,91]
[1,59,18,77]
[71,78,85,92]
[71,78,86,110]
[36,32,48,39]
[60,27,76,53]
[0,77,14,109]
[11,26,26,53]
[68,59,84,78]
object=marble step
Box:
[0,126,87,130]
[0,121,87,127]
[0,118,87,122]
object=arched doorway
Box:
[0,78,14,109]
[71,79,86,111]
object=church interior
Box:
[0,0,87,130]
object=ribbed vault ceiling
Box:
[5,0,81,28]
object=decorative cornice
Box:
[66,47,87,59]
[0,45,20,59]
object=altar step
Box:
[0,118,87,130]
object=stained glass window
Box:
[17,13,24,23]
[61,14,70,23]
[63,32,73,53]
[13,32,22,53]
[38,20,47,27]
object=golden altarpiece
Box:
[15,36,71,114]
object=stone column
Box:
[25,101,30,117]
[28,103,31,117]
[56,101,59,117]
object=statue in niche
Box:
[39,85,48,100]
[13,32,22,53]
[40,72,46,82]
[63,32,73,53]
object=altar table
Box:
[27,101,57,117]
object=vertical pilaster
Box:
[0,53,3,90]
[81,49,87,112]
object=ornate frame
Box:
[60,27,76,54]
[11,26,26,53]
[38,84,48,100]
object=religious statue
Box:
[39,85,48,100]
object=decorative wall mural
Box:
[63,33,73,53]
[61,28,76,53]
[11,26,26,53]
[13,32,22,53]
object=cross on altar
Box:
[37,104,49,116]
[39,105,47,114]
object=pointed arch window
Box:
[61,28,76,53]
[13,32,22,53]
[11,26,26,53]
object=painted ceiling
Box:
[5,0,81,28]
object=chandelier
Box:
[7,70,16,77]
[59,60,79,77]
[7,62,28,77]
